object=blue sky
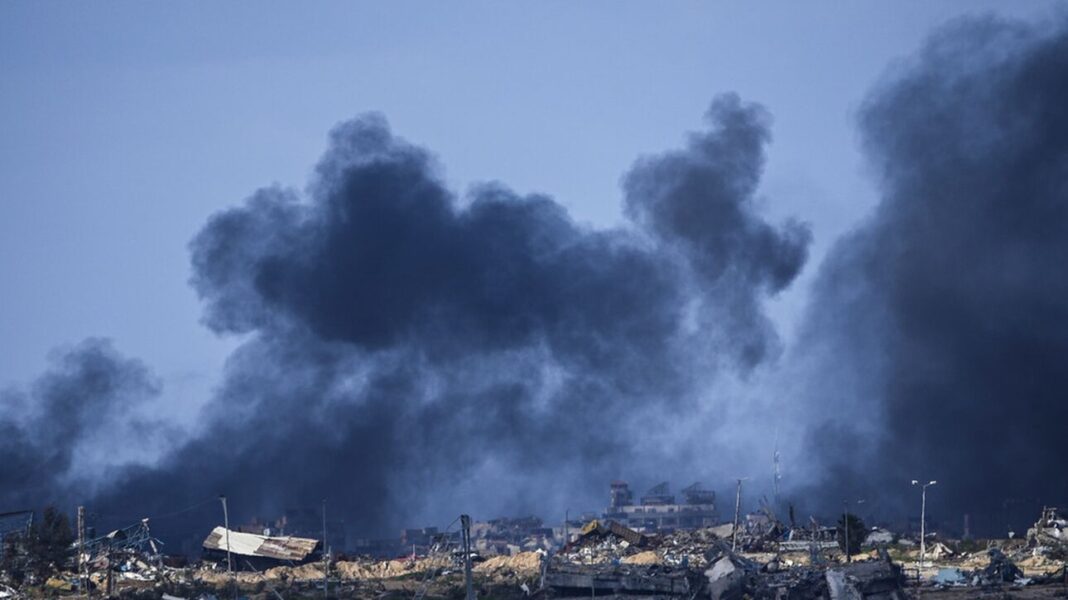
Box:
[1,1,1060,419]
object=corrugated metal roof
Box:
[202,526,319,561]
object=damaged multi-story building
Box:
[603,481,719,531]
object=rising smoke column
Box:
[0,338,161,510]
[797,16,1068,533]
[92,95,808,539]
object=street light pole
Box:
[911,480,937,568]
[219,495,235,599]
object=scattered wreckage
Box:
[549,520,909,599]
[2,507,1066,599]
[546,513,1068,599]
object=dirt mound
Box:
[473,552,543,577]
[269,563,324,581]
[335,556,451,580]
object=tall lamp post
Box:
[911,480,937,568]
[219,495,235,599]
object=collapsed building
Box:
[551,520,911,599]
[0,511,32,558]
[235,507,346,554]
[82,519,161,559]
[604,481,720,531]
[469,516,555,556]
[201,526,321,570]
[1027,506,1066,557]
[1,504,1065,600]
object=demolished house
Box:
[82,519,161,560]
[0,511,33,558]
[1027,506,1067,557]
[202,526,320,570]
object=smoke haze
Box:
[3,14,1067,543]
[82,94,805,541]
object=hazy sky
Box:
[1,1,1060,419]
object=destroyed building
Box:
[82,518,161,559]
[604,481,719,531]
[1027,506,1067,557]
[236,507,346,554]
[201,526,321,570]
[0,511,32,558]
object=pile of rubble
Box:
[546,562,700,598]
[704,551,907,600]
[549,516,1068,598]
[1027,506,1067,559]
[5,509,1067,599]
[560,519,651,564]
[549,521,910,599]
[924,544,1068,591]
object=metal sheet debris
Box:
[201,526,319,562]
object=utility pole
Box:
[461,514,474,600]
[731,478,747,552]
[219,495,234,599]
[772,430,782,506]
[321,499,328,600]
[911,480,937,569]
[843,502,849,564]
[77,506,87,597]
[563,509,569,549]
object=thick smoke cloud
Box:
[0,338,161,510]
[9,14,1066,544]
[796,16,1068,534]
[625,96,809,369]
[86,94,806,542]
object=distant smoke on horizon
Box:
[30,94,807,542]
[786,15,1068,534]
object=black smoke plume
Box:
[78,94,807,542]
[795,15,1068,534]
[0,339,161,510]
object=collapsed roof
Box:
[202,526,319,562]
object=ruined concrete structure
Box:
[0,511,32,558]
[604,481,719,531]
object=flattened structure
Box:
[202,526,319,562]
